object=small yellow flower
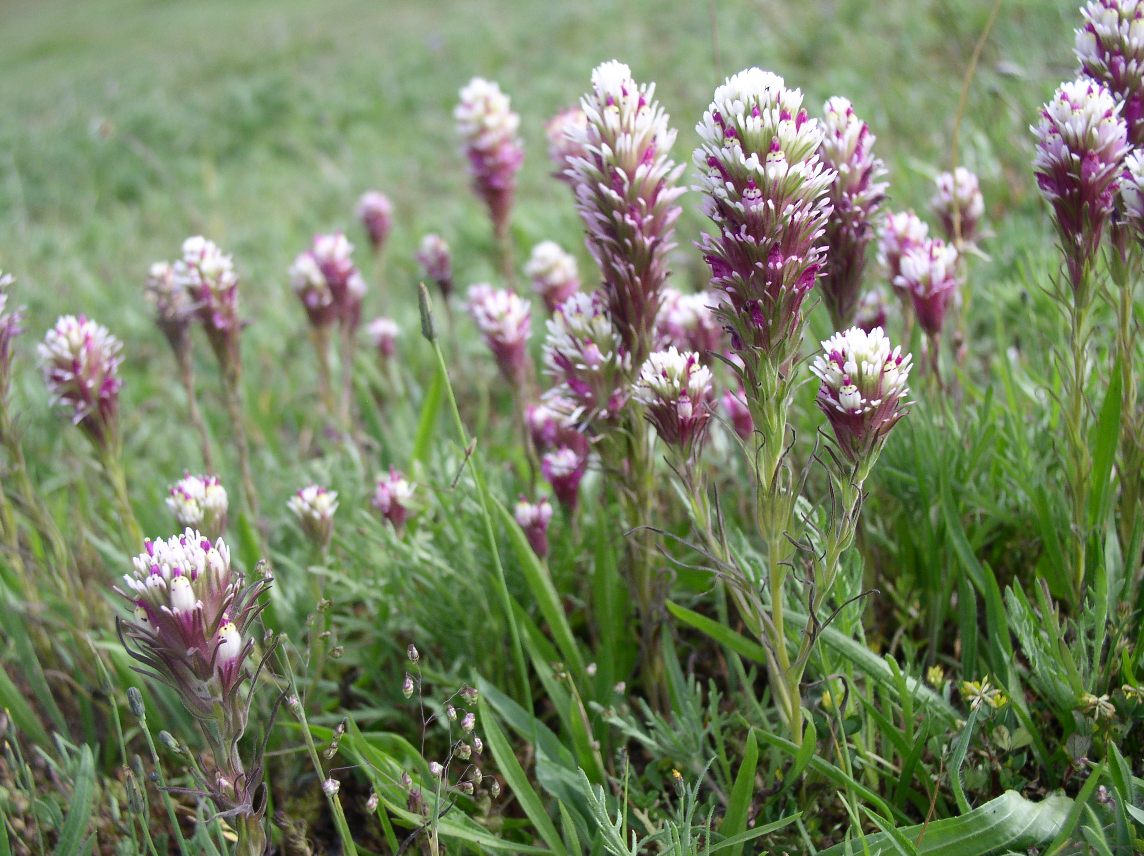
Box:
[1079,693,1116,723]
[926,665,945,688]
[960,676,1004,712]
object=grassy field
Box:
[1,0,1141,853]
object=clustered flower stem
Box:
[1064,270,1095,605]
[310,325,337,422]
[220,348,261,525]
[97,436,144,548]
[174,344,214,472]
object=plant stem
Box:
[174,343,214,472]
[136,704,191,856]
[338,324,356,438]
[1065,283,1092,605]
[310,325,337,428]
[220,342,260,525]
[98,437,143,547]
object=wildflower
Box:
[455,78,524,239]
[366,791,380,812]
[694,68,835,360]
[514,496,554,558]
[366,316,399,360]
[818,96,888,327]
[466,284,532,386]
[471,735,483,754]
[542,291,630,424]
[287,484,338,550]
[173,236,241,360]
[854,288,888,334]
[38,315,123,447]
[654,288,724,355]
[1076,0,1144,146]
[456,742,471,760]
[959,677,1006,712]
[895,239,960,338]
[569,60,685,366]
[416,234,454,299]
[1120,148,1144,240]
[931,167,985,246]
[810,326,911,470]
[407,643,419,664]
[402,673,415,698]
[545,106,588,182]
[461,712,476,733]
[372,467,416,534]
[720,387,754,441]
[1032,78,1129,292]
[292,232,366,331]
[322,778,341,797]
[541,441,590,511]
[1122,683,1144,700]
[878,211,931,288]
[1078,692,1117,722]
[429,761,444,777]
[357,190,394,253]
[488,777,500,798]
[167,474,228,541]
[633,348,715,461]
[926,664,946,688]
[145,261,195,352]
[525,397,576,450]
[525,241,580,312]
[460,686,479,704]
[0,273,23,411]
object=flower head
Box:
[721,387,754,441]
[811,326,911,468]
[167,474,228,541]
[416,233,454,299]
[145,260,196,351]
[525,241,580,312]
[545,106,589,183]
[0,273,24,411]
[357,190,394,253]
[541,439,590,511]
[542,291,630,424]
[291,232,365,330]
[1076,0,1144,146]
[694,68,835,360]
[895,239,960,337]
[1120,148,1144,240]
[1033,78,1129,292]
[818,97,888,327]
[173,236,240,357]
[455,78,524,238]
[525,396,577,450]
[38,315,123,446]
[372,467,416,534]
[854,287,889,334]
[654,288,724,355]
[878,211,931,287]
[633,348,715,460]
[931,167,985,246]
[514,496,554,558]
[366,316,400,359]
[467,284,532,385]
[569,61,685,366]
[288,484,338,550]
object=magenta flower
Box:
[416,234,454,299]
[145,260,195,353]
[525,241,580,313]
[568,61,685,367]
[372,467,416,534]
[1121,148,1144,240]
[467,284,532,386]
[173,236,241,361]
[878,211,930,290]
[541,439,590,511]
[300,232,366,331]
[818,96,888,328]
[720,387,754,441]
[38,315,123,446]
[654,288,724,356]
[1033,78,1129,292]
[514,496,554,558]
[0,273,23,412]
[811,326,912,470]
[694,68,835,361]
[525,397,574,450]
[895,239,960,338]
[167,474,228,541]
[854,287,889,334]
[357,191,394,253]
[1076,0,1144,146]
[455,78,524,240]
[931,167,985,246]
[287,484,338,550]
[366,316,400,360]
[542,291,631,425]
[633,348,715,461]
[545,106,588,183]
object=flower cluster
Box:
[895,239,960,337]
[38,315,124,446]
[524,241,580,312]
[931,167,985,246]
[167,473,228,541]
[145,260,196,352]
[1122,148,1144,240]
[455,78,524,238]
[367,316,400,360]
[357,190,394,253]
[632,348,714,461]
[527,399,590,510]
[818,97,888,327]
[655,288,723,355]
[546,106,588,183]
[514,496,554,558]
[1076,0,1144,146]
[0,273,23,411]
[287,484,338,550]
[417,233,454,299]
[289,233,367,330]
[694,68,835,361]
[467,284,532,385]
[569,61,685,366]
[373,467,416,534]
[878,210,931,286]
[811,326,911,469]
[542,291,631,424]
[1033,78,1129,292]
[172,236,240,358]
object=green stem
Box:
[311,325,337,428]
[1066,284,1092,606]
[174,342,214,472]
[136,705,191,856]
[98,438,144,547]
[220,344,260,525]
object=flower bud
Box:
[402,673,415,698]
[167,474,228,541]
[514,496,554,559]
[467,284,532,386]
[356,190,394,253]
[416,234,454,299]
[525,242,580,312]
[287,484,338,550]
[38,315,124,447]
[455,78,523,239]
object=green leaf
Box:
[708,814,800,854]
[0,663,51,747]
[53,745,95,856]
[1088,361,1122,528]
[722,729,758,856]
[411,359,445,465]
[950,705,983,815]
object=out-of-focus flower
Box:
[545,106,588,183]
[926,664,946,688]
[1120,148,1144,240]
[720,387,754,441]
[525,241,580,312]
[145,261,196,351]
[467,284,532,386]
[654,288,723,355]
[455,78,524,239]
[167,474,228,541]
[372,467,416,534]
[289,251,337,329]
[288,484,338,550]
[1076,0,1144,146]
[173,236,241,359]
[525,396,577,450]
[366,316,400,360]
[0,273,24,411]
[810,326,911,469]
[38,315,123,446]
[878,211,931,288]
[542,291,630,424]
[299,232,365,331]
[960,677,1007,711]
[357,191,394,253]
[1033,78,1129,292]
[1078,691,1117,723]
[694,68,835,361]
[514,496,554,558]
[895,239,960,337]
[541,440,589,511]
[416,234,454,300]
[854,288,888,334]
[633,348,714,460]
[931,167,985,246]
[569,61,684,367]
[818,96,888,327]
